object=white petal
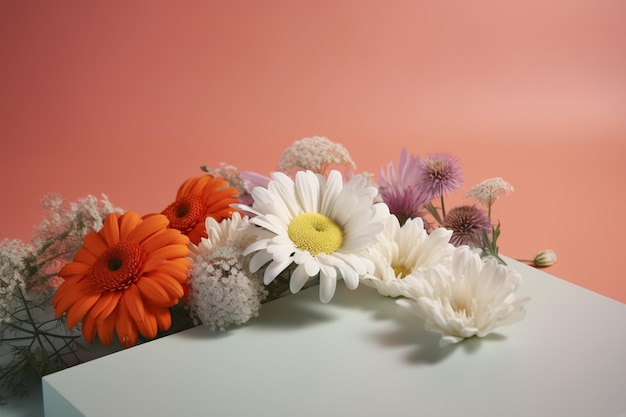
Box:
[250,186,278,213]
[320,171,344,216]
[249,250,273,272]
[263,258,293,285]
[396,298,419,315]
[267,243,297,263]
[250,214,288,236]
[332,252,372,275]
[295,170,321,213]
[292,249,313,265]
[268,172,300,217]
[289,263,312,294]
[318,263,338,303]
[303,259,321,276]
[233,203,262,217]
[439,335,464,347]
[244,238,273,256]
[340,266,359,290]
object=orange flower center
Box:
[91,241,145,292]
[162,195,205,233]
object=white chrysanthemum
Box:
[241,170,389,303]
[465,177,514,207]
[397,247,529,347]
[361,216,455,297]
[202,211,257,250]
[187,213,268,330]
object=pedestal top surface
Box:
[36,258,626,417]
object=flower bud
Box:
[533,250,557,267]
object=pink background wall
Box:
[1,1,625,302]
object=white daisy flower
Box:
[361,216,455,297]
[397,247,529,347]
[240,170,389,303]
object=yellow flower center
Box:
[91,241,145,292]
[287,213,343,256]
[392,264,411,279]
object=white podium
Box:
[25,259,626,416]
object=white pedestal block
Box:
[40,259,626,417]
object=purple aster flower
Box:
[416,153,463,201]
[441,205,491,247]
[378,148,431,226]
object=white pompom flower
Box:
[187,213,268,330]
[277,136,356,175]
[397,247,529,347]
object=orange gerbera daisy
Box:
[53,211,190,348]
[162,174,241,245]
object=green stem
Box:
[16,288,38,335]
[5,320,80,341]
[10,288,81,371]
[424,202,443,225]
[0,335,40,342]
[0,356,28,381]
[440,195,446,218]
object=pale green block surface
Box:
[6,258,626,417]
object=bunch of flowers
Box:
[0,136,555,403]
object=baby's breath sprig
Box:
[0,194,122,404]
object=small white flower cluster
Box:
[0,239,33,325]
[187,214,268,330]
[465,177,514,207]
[278,136,356,175]
[33,193,122,259]
[187,246,267,331]
[27,194,122,305]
